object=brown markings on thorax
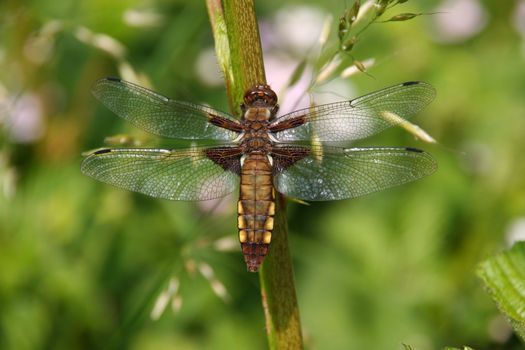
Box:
[205,85,313,272]
[239,107,273,155]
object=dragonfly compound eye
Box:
[244,85,278,107]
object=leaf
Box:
[318,15,333,46]
[477,241,525,341]
[385,13,419,21]
[340,57,375,78]
[378,110,436,143]
[381,12,442,23]
[287,58,307,88]
[315,55,342,84]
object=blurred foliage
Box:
[478,242,525,342]
[1,0,525,349]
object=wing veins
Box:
[81,147,241,200]
[272,82,435,143]
[273,145,436,200]
[92,78,238,141]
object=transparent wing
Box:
[92,77,239,141]
[272,81,435,143]
[273,145,437,201]
[81,146,242,201]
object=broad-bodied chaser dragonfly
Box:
[82,77,437,272]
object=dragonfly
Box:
[82,77,437,272]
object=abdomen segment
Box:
[238,154,275,272]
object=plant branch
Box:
[206,1,303,348]
[259,196,303,349]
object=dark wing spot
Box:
[402,81,419,86]
[106,76,121,82]
[93,149,112,155]
[405,147,423,153]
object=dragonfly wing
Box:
[273,145,437,201]
[92,77,239,141]
[272,81,435,143]
[81,146,242,201]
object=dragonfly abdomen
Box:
[238,153,275,272]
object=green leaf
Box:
[380,12,441,23]
[477,241,525,341]
[286,58,308,89]
[384,13,419,22]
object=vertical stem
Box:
[222,0,266,104]
[259,196,303,349]
[206,1,303,349]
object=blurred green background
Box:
[1,0,525,349]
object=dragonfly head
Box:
[243,85,278,108]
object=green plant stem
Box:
[259,196,303,349]
[206,1,303,348]
[221,0,266,108]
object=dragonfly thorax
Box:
[240,135,272,153]
[239,121,272,153]
[238,107,273,153]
